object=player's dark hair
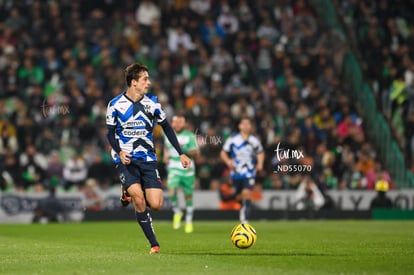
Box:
[125,63,149,87]
[235,116,252,131]
[173,111,187,121]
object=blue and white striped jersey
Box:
[222,133,264,179]
[106,93,166,162]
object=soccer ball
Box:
[230,223,257,249]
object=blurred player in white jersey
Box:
[106,63,191,254]
[220,117,264,224]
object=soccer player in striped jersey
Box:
[106,63,191,254]
[220,117,265,224]
[163,114,199,233]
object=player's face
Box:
[171,116,186,132]
[132,71,151,94]
[238,118,252,134]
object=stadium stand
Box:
[0,0,412,195]
[333,0,414,186]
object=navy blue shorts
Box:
[233,178,255,194]
[116,160,162,190]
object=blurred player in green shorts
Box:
[164,114,199,233]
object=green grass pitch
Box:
[1,220,414,274]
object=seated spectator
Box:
[1,151,20,191]
[300,116,324,154]
[313,106,336,138]
[168,26,195,54]
[19,144,47,191]
[293,175,325,210]
[17,56,45,86]
[63,153,88,191]
[189,0,211,17]
[45,151,64,190]
[0,123,18,155]
[336,114,363,142]
[349,163,367,189]
[333,100,359,124]
[200,16,226,46]
[217,5,239,37]
[83,179,104,211]
[357,153,375,177]
[256,16,279,43]
[135,0,161,29]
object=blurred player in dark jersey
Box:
[106,63,191,254]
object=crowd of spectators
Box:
[337,0,414,169]
[0,0,397,195]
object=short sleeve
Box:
[222,137,232,152]
[154,102,167,124]
[106,101,117,127]
[253,136,264,154]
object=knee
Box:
[241,189,251,199]
[145,190,164,211]
[149,201,163,211]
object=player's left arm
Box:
[160,120,191,168]
[254,138,265,173]
[155,98,191,168]
[160,120,183,155]
[256,151,265,173]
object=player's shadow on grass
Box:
[168,252,346,257]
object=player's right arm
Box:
[106,100,131,165]
[253,137,265,173]
[220,150,234,170]
[220,138,234,170]
[186,133,199,159]
[186,148,199,159]
[256,151,265,173]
